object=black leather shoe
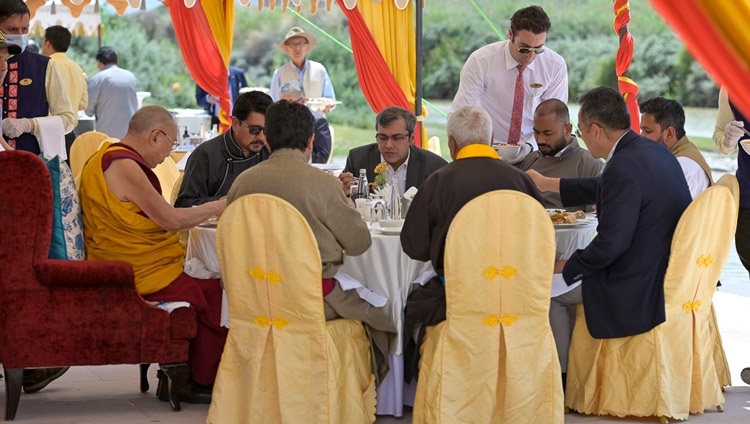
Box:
[157,372,212,404]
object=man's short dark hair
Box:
[510,5,551,35]
[0,0,29,24]
[578,87,631,132]
[232,90,272,121]
[96,46,118,66]
[535,98,569,123]
[265,100,314,152]
[375,106,417,134]
[639,96,687,140]
[44,25,71,53]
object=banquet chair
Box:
[170,173,184,206]
[413,190,563,424]
[153,156,181,203]
[0,151,196,420]
[565,185,735,422]
[69,130,110,188]
[326,125,335,164]
[207,194,376,424]
[711,174,739,388]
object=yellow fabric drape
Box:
[695,0,750,70]
[357,1,424,119]
[200,0,235,67]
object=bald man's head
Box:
[127,105,177,136]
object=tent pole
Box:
[415,0,423,146]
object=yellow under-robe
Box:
[79,142,185,294]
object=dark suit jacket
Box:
[311,110,331,164]
[195,66,248,121]
[342,143,448,190]
[560,130,692,339]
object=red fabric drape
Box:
[167,2,230,132]
[649,0,750,119]
[613,0,639,131]
[335,0,421,145]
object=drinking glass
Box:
[349,181,359,200]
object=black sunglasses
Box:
[239,120,265,135]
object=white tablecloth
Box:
[551,221,598,297]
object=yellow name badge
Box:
[19,78,32,86]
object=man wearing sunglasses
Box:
[175,91,271,207]
[451,5,568,163]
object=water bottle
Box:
[388,177,401,219]
[355,169,369,200]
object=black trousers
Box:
[64,130,76,162]
[736,207,750,276]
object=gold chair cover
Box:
[152,156,180,204]
[207,194,375,424]
[565,185,734,420]
[413,190,563,424]
[70,131,110,188]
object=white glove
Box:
[723,120,745,150]
[2,118,32,139]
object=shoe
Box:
[156,372,212,404]
[22,367,70,393]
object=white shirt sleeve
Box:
[677,156,710,199]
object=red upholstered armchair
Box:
[0,151,196,420]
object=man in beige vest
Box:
[269,27,335,113]
[639,96,712,198]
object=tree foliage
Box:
[47,0,718,128]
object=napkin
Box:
[36,116,67,160]
[333,272,388,307]
[403,186,418,201]
[184,257,221,279]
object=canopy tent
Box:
[28,2,101,37]
[24,0,750,135]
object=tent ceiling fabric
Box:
[25,0,415,16]
[29,2,101,37]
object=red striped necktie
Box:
[507,64,527,144]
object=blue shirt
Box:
[86,64,138,139]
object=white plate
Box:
[553,219,595,228]
[378,227,402,236]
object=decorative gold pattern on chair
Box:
[249,267,283,284]
[413,190,562,424]
[254,315,289,330]
[481,314,518,328]
[481,265,518,280]
[682,300,701,313]
[696,254,714,267]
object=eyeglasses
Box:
[375,132,411,144]
[575,122,599,139]
[286,40,308,48]
[514,38,545,55]
[239,120,265,136]
[156,129,180,150]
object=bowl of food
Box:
[379,219,404,228]
[741,140,750,156]
[492,143,521,160]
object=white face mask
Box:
[4,34,28,53]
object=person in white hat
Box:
[269,26,336,112]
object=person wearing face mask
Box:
[451,6,568,165]
[639,96,712,199]
[520,99,604,210]
[0,31,20,152]
[174,91,272,208]
[0,0,75,155]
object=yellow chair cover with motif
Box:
[565,185,734,420]
[207,194,375,424]
[710,174,738,388]
[152,156,180,204]
[70,131,110,188]
[413,190,563,424]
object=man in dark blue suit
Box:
[528,87,692,339]
[195,66,248,127]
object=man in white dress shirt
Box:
[451,5,568,161]
[639,96,712,198]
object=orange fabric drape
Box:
[614,0,639,131]
[336,0,421,146]
[649,0,750,119]
[167,0,234,132]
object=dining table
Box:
[183,216,597,417]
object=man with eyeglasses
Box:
[339,106,447,196]
[279,80,332,163]
[79,105,228,403]
[175,91,272,207]
[270,27,336,113]
[451,5,568,163]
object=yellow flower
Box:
[374,162,388,174]
[373,162,388,189]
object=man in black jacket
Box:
[175,91,271,207]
